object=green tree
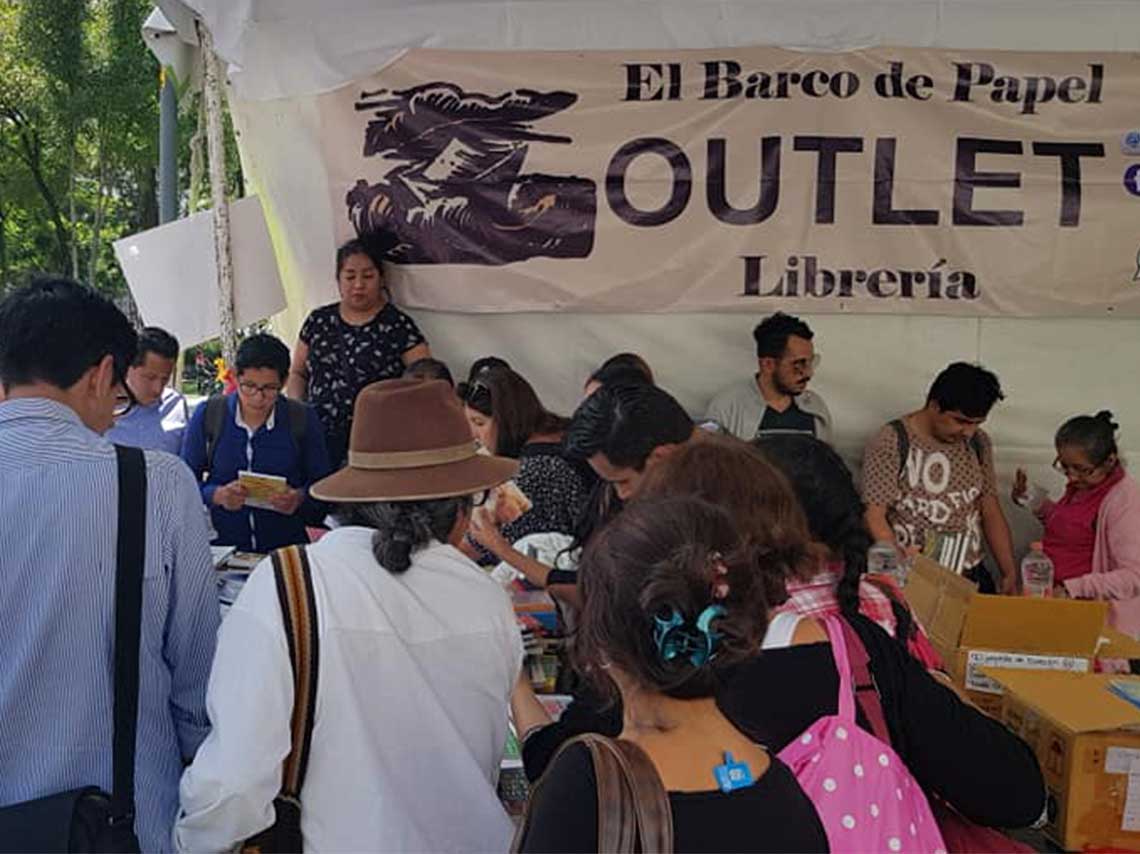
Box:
[0,0,242,301]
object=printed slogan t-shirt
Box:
[862,420,997,573]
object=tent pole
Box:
[197,19,238,368]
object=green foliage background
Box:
[0,0,243,308]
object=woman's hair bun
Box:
[1095,410,1119,431]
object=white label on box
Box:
[1108,747,1140,775]
[1124,759,1140,831]
[965,650,1090,695]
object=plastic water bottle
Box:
[1021,542,1055,598]
[867,541,907,587]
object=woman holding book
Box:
[462,367,592,572]
[181,333,331,552]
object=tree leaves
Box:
[0,0,242,301]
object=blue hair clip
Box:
[653,604,727,667]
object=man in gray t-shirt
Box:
[705,312,833,443]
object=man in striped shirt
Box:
[0,279,219,852]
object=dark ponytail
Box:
[339,497,472,573]
[755,435,916,648]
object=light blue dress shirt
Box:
[105,386,190,455]
[0,398,219,852]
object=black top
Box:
[756,401,817,438]
[517,744,828,853]
[473,442,591,566]
[522,614,1045,831]
[299,301,425,445]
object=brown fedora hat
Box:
[310,378,518,502]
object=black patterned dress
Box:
[299,301,426,467]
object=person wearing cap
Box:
[175,379,524,852]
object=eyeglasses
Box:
[1053,457,1105,478]
[782,354,821,375]
[112,370,137,418]
[112,389,136,418]
[472,489,490,507]
[238,381,282,397]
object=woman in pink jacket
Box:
[1014,411,1140,636]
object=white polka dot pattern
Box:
[776,620,947,853]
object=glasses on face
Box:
[1053,457,1103,478]
[112,370,137,418]
[239,381,282,398]
[781,353,821,375]
[472,489,490,507]
[112,389,136,418]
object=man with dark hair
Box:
[404,357,455,388]
[0,279,218,850]
[705,312,833,442]
[564,382,694,501]
[862,361,1017,594]
[106,325,189,453]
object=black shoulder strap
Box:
[112,445,146,834]
[203,394,227,469]
[888,419,910,478]
[270,545,320,799]
[284,399,308,464]
[970,433,985,465]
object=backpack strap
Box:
[203,394,228,471]
[837,618,891,745]
[969,433,985,465]
[270,545,320,802]
[889,419,910,478]
[893,417,984,470]
[284,398,308,469]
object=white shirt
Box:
[175,527,523,852]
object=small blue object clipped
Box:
[713,751,754,793]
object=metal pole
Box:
[158,67,178,225]
[197,20,238,368]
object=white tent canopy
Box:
[155,0,1140,550]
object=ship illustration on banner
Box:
[345,82,597,265]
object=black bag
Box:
[0,445,146,853]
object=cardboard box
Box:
[904,556,1109,716]
[1101,626,1140,661]
[989,669,1140,851]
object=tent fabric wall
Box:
[170,0,1140,554]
